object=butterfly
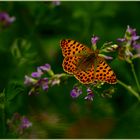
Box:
[60,39,117,84]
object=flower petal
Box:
[70,86,82,98]
[0,12,15,26]
[91,35,99,45]
[31,72,42,78]
[20,117,32,129]
[24,75,36,86]
[84,93,94,101]
[39,64,51,72]
[40,78,49,91]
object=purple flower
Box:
[117,26,140,61]
[117,38,126,43]
[84,93,94,101]
[52,0,61,6]
[31,71,42,78]
[127,25,137,37]
[31,64,51,78]
[0,12,15,27]
[117,25,140,49]
[7,113,32,135]
[126,26,140,46]
[31,67,43,78]
[70,86,82,98]
[24,63,59,95]
[91,35,99,46]
[87,88,92,93]
[40,78,49,91]
[28,78,49,95]
[133,43,140,49]
[24,75,36,86]
[20,117,32,129]
[132,36,140,41]
[39,64,51,72]
[84,88,94,101]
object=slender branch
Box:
[117,80,140,101]
[130,62,140,92]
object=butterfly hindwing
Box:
[74,65,95,84]
[62,55,82,74]
[94,57,117,84]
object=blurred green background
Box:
[0,1,140,138]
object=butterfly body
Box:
[60,39,117,84]
[76,53,95,71]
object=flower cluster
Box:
[84,88,94,101]
[70,86,82,98]
[117,25,140,62]
[70,86,94,101]
[24,64,51,95]
[24,64,65,95]
[7,113,32,135]
[0,12,15,28]
[91,35,118,60]
[91,26,140,63]
[20,116,32,129]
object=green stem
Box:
[117,80,140,101]
[55,73,73,78]
[130,62,140,92]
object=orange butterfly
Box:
[60,39,117,84]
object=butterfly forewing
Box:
[60,39,91,57]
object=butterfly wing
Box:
[74,56,117,84]
[74,65,95,84]
[62,55,82,74]
[60,39,92,75]
[94,57,117,84]
[60,39,91,57]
